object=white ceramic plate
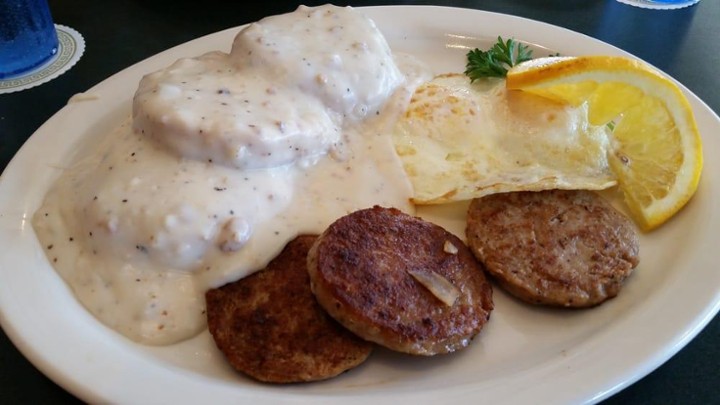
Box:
[1,6,719,404]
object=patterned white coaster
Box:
[0,25,85,94]
[616,0,701,10]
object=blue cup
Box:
[0,0,58,79]
[616,0,701,8]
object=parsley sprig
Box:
[464,36,533,82]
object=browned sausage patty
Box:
[308,206,494,356]
[466,190,640,308]
[205,235,372,383]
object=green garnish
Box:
[464,36,533,82]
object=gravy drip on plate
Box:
[32,5,429,345]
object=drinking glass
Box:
[0,0,58,79]
[616,0,701,8]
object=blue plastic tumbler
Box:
[616,0,701,8]
[0,0,58,79]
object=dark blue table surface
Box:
[1,0,718,403]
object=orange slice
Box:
[507,56,703,231]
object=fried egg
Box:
[392,73,616,204]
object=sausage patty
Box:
[307,206,494,356]
[466,190,640,307]
[205,235,373,383]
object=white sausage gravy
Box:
[33,5,430,345]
